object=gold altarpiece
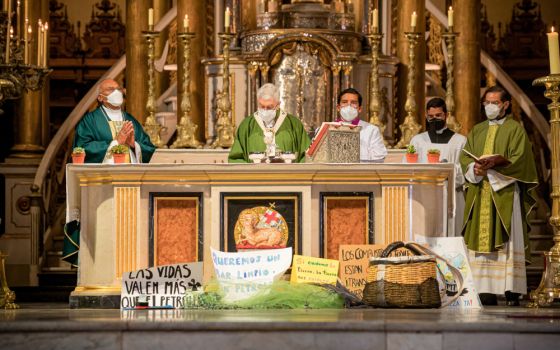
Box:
[203,0,399,145]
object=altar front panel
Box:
[67,163,454,296]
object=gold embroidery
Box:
[478,124,499,251]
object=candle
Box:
[225,6,231,32]
[9,26,13,38]
[43,21,48,66]
[411,11,417,30]
[148,7,154,28]
[448,6,454,28]
[5,0,12,63]
[16,1,20,38]
[548,27,560,74]
[24,22,30,64]
[183,14,189,32]
[37,20,42,66]
[372,8,378,33]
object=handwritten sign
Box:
[338,244,413,298]
[290,255,339,285]
[415,235,481,309]
[120,262,203,309]
[211,247,292,302]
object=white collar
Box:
[102,106,124,121]
[488,116,506,126]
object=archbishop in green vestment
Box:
[459,86,538,296]
[228,83,311,163]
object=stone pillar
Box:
[125,0,150,123]
[178,0,206,142]
[454,0,481,133]
[10,0,49,159]
[154,0,172,99]
[395,0,426,132]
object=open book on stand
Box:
[306,122,361,163]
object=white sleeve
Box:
[368,126,387,161]
[130,141,142,163]
[486,169,516,191]
[465,162,483,184]
[101,140,119,164]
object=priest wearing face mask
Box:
[335,88,387,162]
[228,83,311,163]
[459,85,538,306]
[409,97,467,236]
[73,79,156,163]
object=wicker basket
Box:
[362,241,463,308]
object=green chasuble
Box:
[228,112,311,163]
[73,107,156,163]
[459,116,538,261]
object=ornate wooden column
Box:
[395,0,425,140]
[454,0,481,133]
[11,0,49,158]
[125,0,149,123]
[178,0,206,142]
[154,0,172,99]
[240,0,257,32]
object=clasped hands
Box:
[473,154,510,177]
[116,121,135,148]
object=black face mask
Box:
[427,118,446,132]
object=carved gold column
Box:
[11,0,48,158]
[332,62,342,120]
[529,75,560,307]
[248,61,259,112]
[259,62,270,84]
[454,0,481,133]
[178,0,206,143]
[443,28,462,132]
[125,0,149,123]
[395,0,425,144]
[342,63,353,89]
[154,0,171,98]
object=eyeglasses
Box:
[482,101,501,106]
[340,101,360,108]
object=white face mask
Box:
[484,104,501,120]
[340,105,358,122]
[258,109,276,124]
[103,89,124,107]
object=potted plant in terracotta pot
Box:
[427,148,441,163]
[71,147,86,164]
[405,144,418,163]
[110,144,129,164]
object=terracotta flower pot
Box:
[406,153,418,163]
[72,153,85,164]
[113,153,126,164]
[427,153,440,163]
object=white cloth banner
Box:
[210,247,293,302]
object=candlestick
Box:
[371,8,378,33]
[142,30,165,147]
[448,6,454,28]
[24,22,30,64]
[172,32,203,149]
[16,0,20,39]
[547,27,560,74]
[148,7,154,30]
[367,32,386,144]
[225,7,231,32]
[37,20,42,66]
[443,29,462,132]
[183,14,189,32]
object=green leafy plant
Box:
[427,148,441,155]
[72,147,85,154]
[110,144,129,154]
[406,144,416,154]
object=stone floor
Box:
[1,303,560,350]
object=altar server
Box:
[409,97,467,235]
[228,83,311,163]
[73,79,155,164]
